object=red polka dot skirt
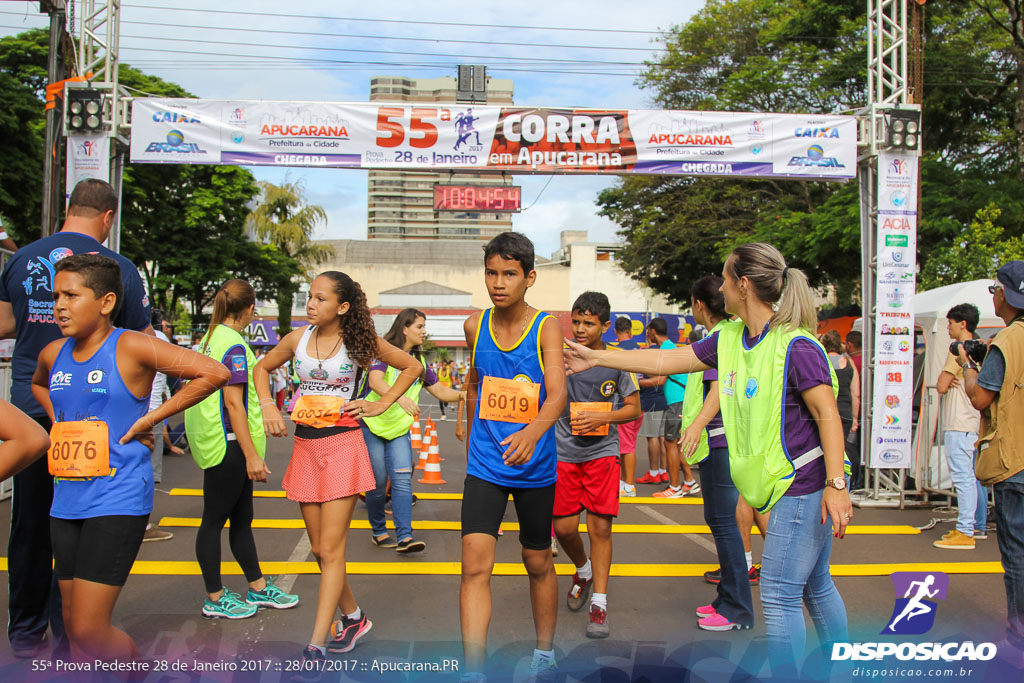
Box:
[282,429,377,503]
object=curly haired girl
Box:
[254,271,421,672]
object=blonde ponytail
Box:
[727,242,817,333]
[202,279,256,354]
[775,266,817,332]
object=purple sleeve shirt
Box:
[701,367,727,450]
[222,345,248,386]
[688,329,833,496]
[369,360,436,387]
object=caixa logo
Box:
[832,572,998,662]
[145,129,207,154]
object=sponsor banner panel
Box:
[870,151,918,469]
[130,99,856,179]
[65,134,110,202]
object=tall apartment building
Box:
[367,75,515,241]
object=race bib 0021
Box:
[478,376,540,424]
[48,421,110,477]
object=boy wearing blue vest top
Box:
[553,292,639,640]
[31,254,230,665]
[460,232,566,682]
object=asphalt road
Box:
[0,410,1018,682]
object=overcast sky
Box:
[0,1,706,257]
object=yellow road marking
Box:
[0,559,1003,577]
[156,517,919,535]
[170,488,717,506]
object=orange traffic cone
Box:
[415,423,432,470]
[418,431,446,484]
[425,417,444,461]
[410,418,422,452]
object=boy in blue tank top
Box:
[30,254,231,665]
[460,232,566,682]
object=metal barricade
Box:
[1,247,15,500]
[0,362,12,500]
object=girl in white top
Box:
[254,271,420,668]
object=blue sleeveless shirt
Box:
[49,328,153,519]
[468,308,557,487]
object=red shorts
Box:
[553,456,620,518]
[618,415,643,455]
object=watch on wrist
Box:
[825,476,846,491]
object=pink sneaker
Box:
[695,604,716,618]
[698,612,751,632]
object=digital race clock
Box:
[433,185,522,213]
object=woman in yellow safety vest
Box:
[565,243,853,673]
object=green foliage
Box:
[246,179,334,335]
[120,163,261,320]
[0,28,297,323]
[0,28,48,244]
[919,204,1024,289]
[600,0,1024,306]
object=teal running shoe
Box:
[203,588,257,619]
[246,577,299,609]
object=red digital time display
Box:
[433,185,522,213]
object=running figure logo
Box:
[882,571,949,635]
[454,109,481,151]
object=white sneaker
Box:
[620,485,636,498]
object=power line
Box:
[0,12,660,53]
[124,3,669,35]
[115,32,647,66]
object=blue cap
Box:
[996,260,1024,309]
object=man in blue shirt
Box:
[0,179,153,658]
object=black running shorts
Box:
[51,514,149,586]
[461,474,555,550]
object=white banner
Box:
[870,151,918,469]
[65,134,110,203]
[129,99,857,180]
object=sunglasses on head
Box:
[989,285,1003,294]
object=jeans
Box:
[361,426,414,542]
[760,486,848,672]
[994,469,1024,650]
[943,431,987,535]
[697,447,754,625]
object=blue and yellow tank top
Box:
[48,328,153,519]
[468,308,556,487]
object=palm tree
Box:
[246,179,335,335]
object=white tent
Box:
[912,279,1002,493]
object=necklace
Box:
[314,327,343,370]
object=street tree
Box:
[245,179,334,335]
[599,0,1024,305]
